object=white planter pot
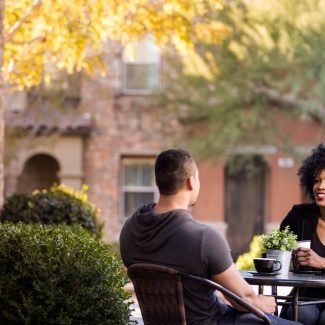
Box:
[266,249,292,275]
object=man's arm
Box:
[211,264,276,313]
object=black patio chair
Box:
[127,263,271,325]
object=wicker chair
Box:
[127,263,271,325]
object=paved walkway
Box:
[125,282,144,325]
[130,300,143,325]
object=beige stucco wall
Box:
[5,135,84,196]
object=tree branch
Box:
[11,34,46,45]
[252,85,325,123]
[5,0,42,42]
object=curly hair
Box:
[298,143,325,200]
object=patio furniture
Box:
[127,263,271,325]
[240,270,325,321]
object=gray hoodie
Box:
[120,203,233,324]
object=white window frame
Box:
[122,36,161,94]
[120,157,158,218]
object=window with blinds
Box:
[122,159,157,217]
[122,36,160,93]
[124,63,159,91]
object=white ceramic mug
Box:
[294,240,312,272]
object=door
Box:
[225,155,266,260]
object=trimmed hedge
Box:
[0,223,134,325]
[107,242,122,262]
[0,184,103,237]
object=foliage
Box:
[0,223,133,324]
[0,1,3,208]
[3,0,226,90]
[108,241,122,263]
[161,0,325,159]
[0,0,228,206]
[261,226,298,251]
[0,184,103,237]
[236,235,264,270]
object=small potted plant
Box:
[261,226,298,274]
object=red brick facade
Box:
[4,44,325,256]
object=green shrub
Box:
[0,223,134,325]
[0,184,103,237]
[107,242,122,262]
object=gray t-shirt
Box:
[120,203,233,324]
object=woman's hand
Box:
[295,247,325,269]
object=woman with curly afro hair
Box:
[280,143,325,325]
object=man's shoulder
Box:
[186,219,224,240]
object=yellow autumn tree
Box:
[0,0,226,205]
[4,0,226,89]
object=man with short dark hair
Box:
[154,149,196,195]
[120,149,300,324]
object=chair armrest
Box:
[182,273,271,325]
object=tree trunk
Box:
[0,0,4,207]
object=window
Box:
[27,71,81,108]
[121,158,157,217]
[5,91,26,112]
[122,36,160,92]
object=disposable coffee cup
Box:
[297,240,311,249]
[293,240,312,272]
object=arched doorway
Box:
[225,155,267,260]
[17,154,60,193]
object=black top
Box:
[315,233,325,259]
[280,203,325,298]
[280,203,318,242]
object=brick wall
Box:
[80,49,325,244]
[81,49,178,240]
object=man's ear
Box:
[186,176,194,190]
